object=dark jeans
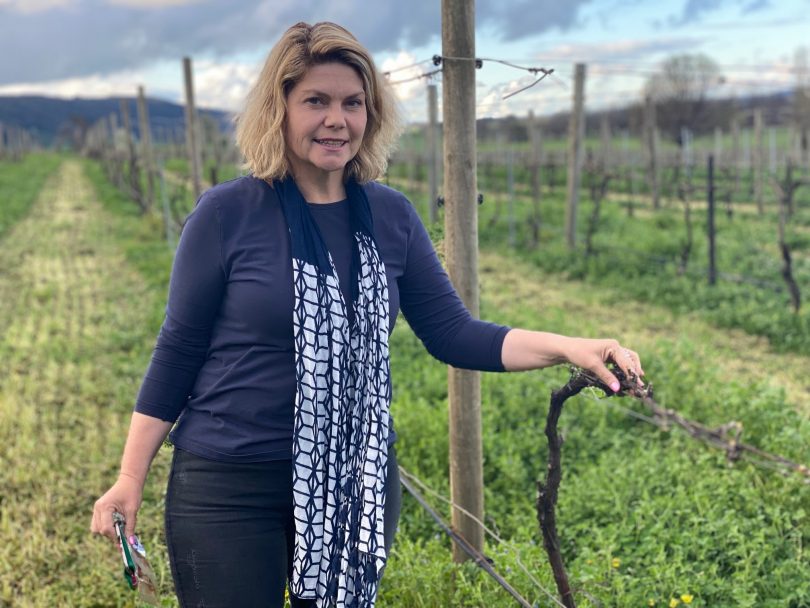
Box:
[165,447,401,608]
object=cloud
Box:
[0,67,167,100]
[105,0,205,7]
[669,0,725,26]
[666,0,773,27]
[742,0,771,13]
[0,58,261,113]
[0,0,203,9]
[0,0,597,87]
[475,76,572,120]
[537,36,704,63]
[0,0,70,13]
[478,0,588,41]
[382,52,434,104]
[193,59,258,111]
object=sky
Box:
[0,0,808,124]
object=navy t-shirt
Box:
[134,176,510,462]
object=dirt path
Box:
[480,250,810,418]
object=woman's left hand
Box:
[563,337,644,393]
[501,330,644,391]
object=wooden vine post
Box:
[527,110,543,249]
[182,56,203,201]
[753,108,764,214]
[707,155,717,285]
[442,0,484,561]
[565,63,586,249]
[676,162,695,275]
[427,83,440,223]
[731,113,741,196]
[136,85,156,213]
[118,98,143,210]
[644,95,660,210]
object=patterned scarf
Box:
[276,176,391,608]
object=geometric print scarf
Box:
[276,176,391,608]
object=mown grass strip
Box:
[0,153,64,239]
[0,159,173,607]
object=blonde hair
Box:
[235,21,400,184]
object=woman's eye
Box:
[305,97,323,105]
[346,99,364,108]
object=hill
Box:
[0,95,231,147]
[475,89,796,142]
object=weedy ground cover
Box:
[1,158,807,607]
[386,161,810,356]
[385,251,810,607]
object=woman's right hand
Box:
[90,474,144,544]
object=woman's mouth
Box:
[314,139,347,149]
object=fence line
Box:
[398,466,567,608]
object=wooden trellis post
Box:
[565,63,586,248]
[119,98,143,208]
[427,83,440,223]
[707,155,717,285]
[600,114,611,170]
[442,0,483,562]
[731,113,741,194]
[644,95,660,209]
[528,110,543,247]
[183,56,203,200]
[137,85,156,212]
[753,108,764,214]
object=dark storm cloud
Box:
[0,0,594,86]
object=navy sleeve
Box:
[398,204,510,372]
[134,194,226,421]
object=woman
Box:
[91,21,643,608]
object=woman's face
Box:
[284,62,368,184]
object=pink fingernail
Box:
[610,381,620,392]
[129,535,136,545]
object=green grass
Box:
[2,155,808,607]
[0,153,64,238]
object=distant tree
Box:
[645,53,725,145]
[55,114,90,151]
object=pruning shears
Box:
[112,512,160,606]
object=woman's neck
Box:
[291,168,347,203]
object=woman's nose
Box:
[323,103,346,128]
